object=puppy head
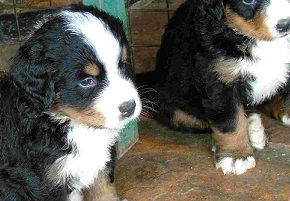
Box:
[223,0,290,40]
[10,5,141,130]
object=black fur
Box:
[0,75,69,200]
[138,0,247,131]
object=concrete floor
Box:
[115,117,290,201]
[115,0,290,200]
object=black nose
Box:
[118,100,136,118]
[276,18,290,32]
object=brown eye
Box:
[79,77,97,88]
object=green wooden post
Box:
[83,0,127,31]
[83,0,138,158]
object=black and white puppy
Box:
[0,4,141,201]
[137,0,290,175]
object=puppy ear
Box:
[199,1,224,21]
[10,63,55,112]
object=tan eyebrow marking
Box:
[84,63,100,77]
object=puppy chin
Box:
[103,115,138,131]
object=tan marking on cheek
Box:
[51,105,105,128]
[121,46,128,63]
[82,171,119,201]
[171,109,210,129]
[212,105,253,159]
[214,59,241,84]
[225,6,273,41]
[84,64,100,77]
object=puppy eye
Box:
[79,77,97,88]
[243,0,256,5]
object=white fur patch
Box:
[68,190,83,201]
[232,36,290,104]
[48,123,119,191]
[61,10,125,84]
[266,0,290,38]
[96,79,141,130]
[61,11,120,70]
[228,0,290,105]
[216,156,256,175]
[248,113,267,150]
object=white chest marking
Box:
[235,37,290,104]
[50,123,119,190]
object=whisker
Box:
[136,85,159,119]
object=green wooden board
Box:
[83,0,127,30]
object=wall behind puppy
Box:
[0,0,143,72]
[0,0,81,72]
[0,0,183,74]
[125,0,186,73]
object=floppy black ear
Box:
[10,63,55,112]
[199,0,224,21]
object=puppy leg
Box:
[213,105,255,175]
[82,171,120,201]
[171,109,210,129]
[262,96,290,126]
[247,113,267,150]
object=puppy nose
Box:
[276,17,290,32]
[118,100,136,118]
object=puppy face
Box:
[51,10,141,130]
[224,0,290,40]
[11,7,141,130]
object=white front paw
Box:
[248,113,267,150]
[281,114,290,126]
[68,190,83,201]
[216,156,256,175]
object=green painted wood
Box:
[83,0,138,158]
[83,0,127,30]
[117,120,139,158]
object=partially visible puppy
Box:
[0,4,141,200]
[137,0,290,175]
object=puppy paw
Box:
[215,156,256,175]
[248,113,267,150]
[68,190,83,201]
[281,114,290,126]
[262,96,290,126]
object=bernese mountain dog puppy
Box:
[138,0,290,175]
[0,4,141,201]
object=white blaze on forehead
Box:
[61,11,121,76]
